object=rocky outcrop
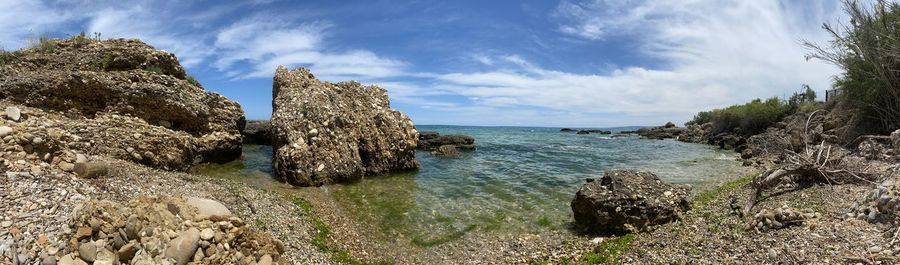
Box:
[637,124,687,140]
[242,120,272,145]
[60,197,283,264]
[892,129,900,154]
[0,38,245,169]
[271,67,419,186]
[560,128,576,132]
[417,131,476,151]
[571,170,691,235]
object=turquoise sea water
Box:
[195,125,748,246]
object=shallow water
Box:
[194,125,748,247]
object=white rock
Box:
[5,106,20,121]
[0,126,12,137]
[185,197,232,218]
[165,228,200,265]
[200,228,214,241]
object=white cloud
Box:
[403,0,844,125]
[0,1,74,49]
[213,18,406,80]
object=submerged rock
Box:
[271,67,419,186]
[417,131,475,151]
[571,170,690,235]
[560,128,576,132]
[431,145,461,157]
[0,38,245,169]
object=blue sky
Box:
[2,0,846,127]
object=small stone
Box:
[74,161,109,179]
[93,249,116,265]
[32,137,44,144]
[317,163,325,172]
[118,242,138,263]
[58,254,87,265]
[768,249,777,259]
[59,162,75,172]
[165,228,200,265]
[75,226,93,240]
[5,106,21,121]
[0,126,12,137]
[1,220,12,227]
[200,228,214,241]
[78,241,99,263]
[257,254,273,265]
[308,128,319,137]
[75,154,88,163]
[869,246,883,253]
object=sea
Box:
[194,125,748,246]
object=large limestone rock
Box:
[271,67,419,186]
[242,120,272,145]
[571,170,691,235]
[0,38,245,169]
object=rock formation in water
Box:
[271,67,419,186]
[417,131,475,151]
[0,38,245,170]
[571,170,691,235]
[242,120,272,145]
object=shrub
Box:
[689,97,790,136]
[804,0,900,133]
[70,31,89,47]
[29,34,58,53]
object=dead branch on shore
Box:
[743,111,878,215]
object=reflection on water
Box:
[194,126,748,246]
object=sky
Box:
[1,0,848,127]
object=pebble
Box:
[5,106,21,121]
[200,228,214,241]
[164,228,200,265]
[0,126,12,137]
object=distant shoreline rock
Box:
[271,67,419,186]
[242,120,272,145]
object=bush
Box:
[804,0,900,133]
[29,34,57,53]
[689,97,790,136]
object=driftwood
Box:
[744,111,877,214]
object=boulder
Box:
[242,120,272,145]
[571,170,690,235]
[637,125,686,140]
[560,128,576,132]
[664,121,676,128]
[184,197,232,219]
[271,67,419,186]
[576,130,590,135]
[417,132,475,151]
[0,38,245,169]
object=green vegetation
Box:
[144,65,163,74]
[0,50,13,65]
[804,0,900,132]
[30,34,58,53]
[687,84,822,137]
[186,75,203,87]
[693,173,756,208]
[70,31,90,47]
[688,97,790,136]
[536,234,635,265]
[536,216,553,227]
[291,196,393,265]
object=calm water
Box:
[195,125,748,246]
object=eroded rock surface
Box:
[571,170,691,235]
[417,131,475,151]
[0,38,245,169]
[271,67,419,186]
